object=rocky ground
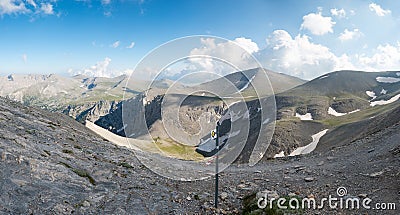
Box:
[0,97,399,214]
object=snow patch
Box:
[380,88,387,95]
[376,77,400,83]
[85,121,141,151]
[366,91,376,99]
[274,151,285,158]
[370,93,400,107]
[348,109,360,114]
[238,74,256,92]
[295,112,313,121]
[328,107,359,116]
[328,107,347,116]
[289,129,329,156]
[319,75,329,80]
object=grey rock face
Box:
[63,100,118,123]
[0,97,199,214]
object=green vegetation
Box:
[25,129,34,135]
[153,137,204,161]
[59,162,96,185]
[62,149,74,154]
[118,162,134,169]
[72,169,96,185]
[320,102,399,127]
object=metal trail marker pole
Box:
[214,121,220,208]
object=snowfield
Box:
[274,151,285,158]
[85,121,158,154]
[366,91,376,99]
[376,77,400,83]
[328,107,346,116]
[328,107,359,116]
[295,112,313,120]
[289,129,329,156]
[370,93,400,107]
[319,75,329,80]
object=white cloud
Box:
[104,11,111,17]
[40,3,53,15]
[233,37,259,53]
[126,42,135,49]
[102,0,111,5]
[339,29,362,41]
[155,37,260,81]
[356,43,400,71]
[111,40,120,48]
[83,57,112,77]
[369,3,391,16]
[70,57,134,78]
[22,54,27,63]
[27,0,37,8]
[0,0,58,17]
[181,34,360,80]
[0,0,29,15]
[330,8,346,18]
[261,30,353,79]
[261,31,400,78]
[71,57,111,77]
[178,33,400,81]
[188,37,259,73]
[301,12,336,35]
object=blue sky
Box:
[1,0,400,79]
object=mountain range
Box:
[0,68,399,214]
[1,68,400,162]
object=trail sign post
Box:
[211,129,217,140]
[214,122,220,208]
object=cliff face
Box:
[63,100,119,123]
[93,93,228,144]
